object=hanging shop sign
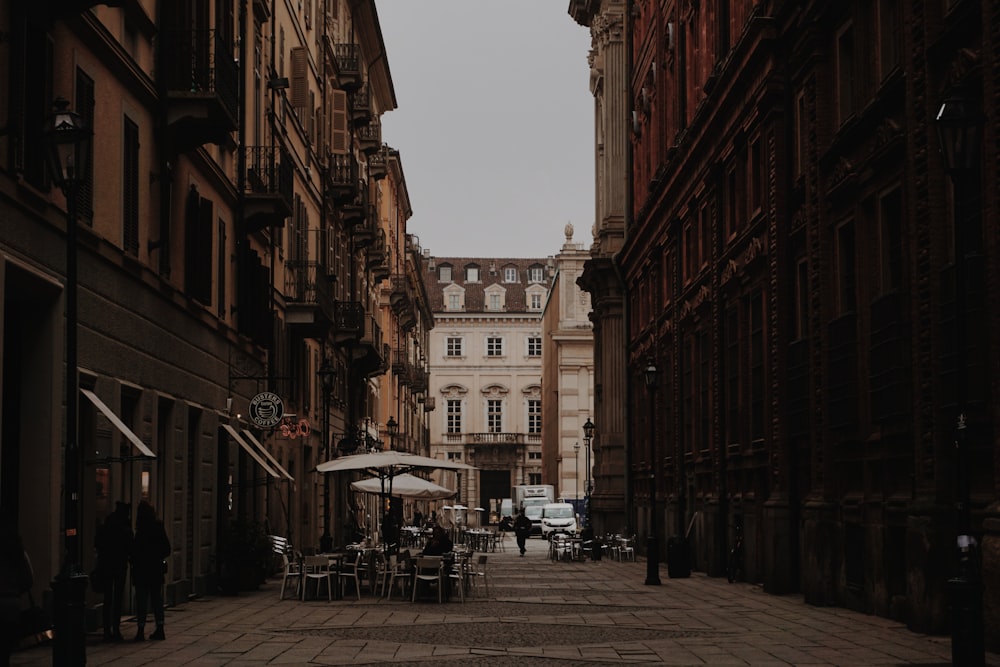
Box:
[249,391,284,429]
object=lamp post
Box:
[45,97,91,666]
[936,93,984,666]
[643,361,661,585]
[573,441,581,504]
[318,363,335,553]
[582,418,595,524]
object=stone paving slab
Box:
[11,535,1000,665]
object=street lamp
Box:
[45,96,92,666]
[582,418,595,524]
[317,363,336,553]
[936,93,985,666]
[573,442,581,503]
[386,415,397,450]
[643,360,661,585]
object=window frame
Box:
[486,336,504,358]
[446,336,464,357]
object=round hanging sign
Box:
[249,392,284,429]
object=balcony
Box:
[368,230,390,282]
[445,433,536,446]
[333,43,363,92]
[410,366,428,393]
[352,207,379,250]
[352,314,387,377]
[350,84,373,127]
[161,29,238,149]
[284,261,334,338]
[331,300,364,343]
[244,146,293,232]
[327,153,359,205]
[422,396,436,412]
[359,121,382,158]
[340,186,368,227]
[392,350,411,378]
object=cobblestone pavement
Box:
[12,535,1000,666]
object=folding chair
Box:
[337,551,363,601]
[278,551,302,600]
[301,555,333,601]
[411,556,443,603]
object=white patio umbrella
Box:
[350,473,456,500]
[315,450,476,498]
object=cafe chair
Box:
[411,556,444,603]
[447,554,469,603]
[337,550,363,601]
[278,551,302,600]
[301,555,333,601]
[386,552,413,601]
[470,554,489,597]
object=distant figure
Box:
[499,516,513,533]
[412,510,423,528]
[514,512,532,557]
[0,509,33,666]
[94,501,132,641]
[131,501,170,641]
[429,511,438,526]
[421,526,453,556]
[381,510,398,553]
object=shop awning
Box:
[81,388,156,459]
[241,429,294,482]
[222,424,279,478]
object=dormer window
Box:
[466,265,480,282]
[484,283,505,311]
[504,266,518,283]
[439,265,452,282]
[528,265,545,283]
[489,293,501,310]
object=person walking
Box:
[131,501,170,641]
[0,509,33,667]
[94,501,132,641]
[513,511,531,557]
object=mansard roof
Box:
[423,256,552,313]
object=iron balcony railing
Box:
[333,43,362,85]
[162,29,238,121]
[244,146,293,200]
[443,433,542,445]
[284,260,333,310]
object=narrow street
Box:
[13,536,996,666]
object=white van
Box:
[540,502,578,538]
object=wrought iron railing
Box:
[162,29,238,121]
[244,146,293,201]
[284,260,333,308]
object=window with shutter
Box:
[290,47,308,110]
[75,69,95,224]
[330,89,348,154]
[123,116,140,255]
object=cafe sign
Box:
[249,391,284,429]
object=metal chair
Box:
[386,551,413,601]
[278,551,302,600]
[470,554,489,597]
[411,556,444,603]
[337,551,363,600]
[446,554,467,603]
[301,555,333,601]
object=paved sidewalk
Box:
[12,536,1000,665]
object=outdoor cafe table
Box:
[463,528,492,552]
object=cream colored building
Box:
[423,254,553,521]
[540,225,594,515]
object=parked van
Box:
[540,502,578,538]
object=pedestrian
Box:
[94,501,132,641]
[413,509,423,528]
[499,515,513,532]
[421,525,453,556]
[0,509,33,667]
[514,511,531,556]
[131,501,170,641]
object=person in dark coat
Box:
[513,511,531,557]
[412,510,423,528]
[94,501,132,641]
[420,526,453,556]
[0,509,33,667]
[131,501,170,641]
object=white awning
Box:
[241,429,294,482]
[81,388,156,459]
[222,424,279,478]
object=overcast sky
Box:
[374,0,595,258]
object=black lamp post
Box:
[643,361,661,585]
[318,363,335,552]
[573,441,581,503]
[386,415,397,450]
[45,96,92,666]
[582,418,595,524]
[936,93,985,666]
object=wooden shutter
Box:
[330,89,348,154]
[123,116,140,255]
[290,47,308,110]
